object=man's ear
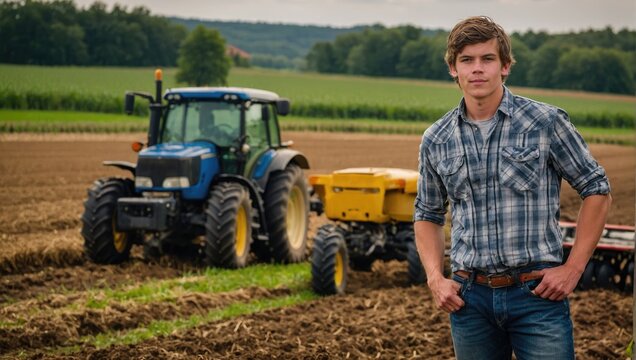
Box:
[501,62,511,76]
[449,64,458,78]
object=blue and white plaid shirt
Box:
[414,86,610,273]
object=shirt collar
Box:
[457,85,513,122]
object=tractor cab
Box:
[132,87,291,199]
[159,87,288,177]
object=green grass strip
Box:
[280,116,430,135]
[86,262,311,309]
[0,262,311,330]
[81,290,316,351]
[0,109,143,122]
[0,109,145,133]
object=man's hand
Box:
[428,275,465,313]
[532,264,584,301]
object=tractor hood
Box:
[134,142,219,199]
[139,142,216,159]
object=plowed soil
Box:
[0,132,633,359]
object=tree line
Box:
[2,1,635,94]
[0,0,367,69]
[170,18,369,70]
[306,25,636,94]
[0,0,187,66]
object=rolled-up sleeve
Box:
[549,109,611,199]
[414,136,448,225]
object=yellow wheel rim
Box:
[235,205,248,257]
[285,185,306,249]
[112,217,127,253]
[334,250,344,288]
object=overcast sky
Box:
[73,0,635,33]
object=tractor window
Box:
[160,101,241,147]
[268,104,281,147]
[245,103,268,153]
[161,103,189,143]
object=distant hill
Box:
[169,18,369,69]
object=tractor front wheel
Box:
[263,164,309,263]
[81,178,135,264]
[311,226,348,295]
[205,182,252,268]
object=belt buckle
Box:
[486,273,511,288]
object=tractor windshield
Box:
[160,101,241,147]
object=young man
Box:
[413,16,612,359]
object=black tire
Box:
[595,262,617,289]
[205,182,252,268]
[81,178,135,264]
[87,177,108,197]
[579,261,596,290]
[350,257,374,272]
[623,261,634,293]
[263,164,309,263]
[407,241,426,285]
[311,226,349,295]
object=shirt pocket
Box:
[499,146,540,191]
[436,155,470,200]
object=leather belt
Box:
[454,270,544,288]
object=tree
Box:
[176,25,231,86]
[306,42,337,73]
[527,41,569,88]
[506,38,531,86]
[396,37,432,78]
[332,32,363,73]
[554,47,634,94]
[346,28,407,76]
[396,35,449,80]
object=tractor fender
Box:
[255,149,309,190]
[103,161,136,176]
[214,174,268,235]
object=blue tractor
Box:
[81,70,310,268]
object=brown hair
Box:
[445,16,515,82]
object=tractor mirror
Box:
[276,99,290,116]
[124,92,135,115]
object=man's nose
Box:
[472,60,484,72]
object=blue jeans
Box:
[450,264,574,360]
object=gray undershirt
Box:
[468,115,497,140]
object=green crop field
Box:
[1,109,633,145]
[0,64,634,125]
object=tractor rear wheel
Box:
[407,241,426,285]
[81,178,135,264]
[263,164,309,263]
[205,182,252,268]
[311,226,348,295]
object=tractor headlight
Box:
[162,177,190,188]
[135,176,153,188]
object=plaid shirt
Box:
[414,87,610,273]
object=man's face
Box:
[449,39,510,101]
